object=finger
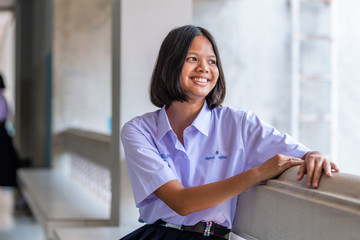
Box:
[297,162,306,181]
[312,159,323,188]
[323,160,332,177]
[330,162,340,172]
[306,157,315,187]
[289,157,304,166]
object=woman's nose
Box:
[196,61,209,73]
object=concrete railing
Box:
[233,166,360,240]
[55,128,112,169]
[18,128,120,239]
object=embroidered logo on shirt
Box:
[205,150,227,161]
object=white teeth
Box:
[193,78,207,83]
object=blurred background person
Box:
[0,73,18,187]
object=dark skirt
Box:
[120,224,227,240]
[0,122,18,186]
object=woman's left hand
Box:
[297,151,340,188]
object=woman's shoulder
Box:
[126,110,160,124]
[121,109,161,135]
[212,105,256,120]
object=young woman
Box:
[120,25,339,240]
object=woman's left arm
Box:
[297,151,340,188]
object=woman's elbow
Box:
[172,205,193,216]
[168,198,195,216]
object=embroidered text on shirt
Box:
[205,150,227,161]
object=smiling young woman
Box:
[180,35,219,104]
[120,25,339,240]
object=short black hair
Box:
[150,25,226,109]
[0,74,5,89]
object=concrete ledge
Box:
[18,169,111,239]
[233,166,360,240]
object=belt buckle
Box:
[165,222,182,230]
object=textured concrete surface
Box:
[53,0,111,134]
[193,0,360,175]
[233,166,360,240]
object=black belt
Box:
[154,220,231,239]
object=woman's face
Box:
[180,35,219,103]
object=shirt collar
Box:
[157,106,172,140]
[191,101,211,137]
[157,102,212,140]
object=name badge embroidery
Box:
[205,150,227,161]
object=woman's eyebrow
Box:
[187,52,216,58]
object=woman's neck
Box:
[166,99,205,144]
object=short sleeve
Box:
[241,111,310,170]
[121,122,177,207]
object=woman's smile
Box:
[191,77,209,84]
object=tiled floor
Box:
[0,187,46,240]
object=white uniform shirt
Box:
[121,102,309,228]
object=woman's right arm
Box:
[154,154,303,216]
[121,118,303,217]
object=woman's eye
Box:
[187,57,197,61]
[209,59,216,64]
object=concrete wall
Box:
[337,1,360,175]
[193,0,360,175]
[53,0,111,134]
